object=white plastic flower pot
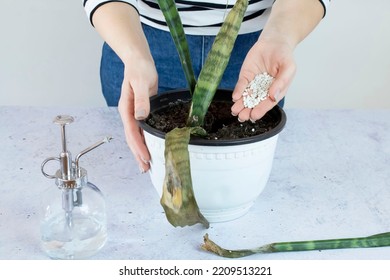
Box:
[140,89,286,223]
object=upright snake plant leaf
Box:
[187,0,248,127]
[157,0,196,94]
[161,127,209,228]
[201,232,390,258]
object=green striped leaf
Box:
[202,232,390,258]
[157,0,196,94]
[187,0,249,127]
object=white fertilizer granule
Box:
[243,72,274,109]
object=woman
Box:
[83,0,329,172]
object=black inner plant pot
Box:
[139,89,287,146]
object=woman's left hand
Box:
[231,37,296,122]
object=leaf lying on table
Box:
[160,127,209,228]
[201,232,390,258]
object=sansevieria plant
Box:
[155,0,390,258]
[156,0,248,228]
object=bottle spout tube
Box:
[62,189,75,213]
[75,136,113,172]
[62,189,84,229]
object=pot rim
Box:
[139,88,287,146]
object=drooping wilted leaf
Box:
[161,127,209,228]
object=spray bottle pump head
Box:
[41,115,112,189]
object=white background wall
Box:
[1,1,390,109]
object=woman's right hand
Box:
[118,56,158,173]
[92,2,158,173]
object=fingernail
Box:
[135,109,147,120]
[141,157,150,164]
[231,111,238,117]
[250,118,256,123]
[238,117,245,123]
[139,165,146,174]
[273,90,281,103]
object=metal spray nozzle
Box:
[41,115,112,189]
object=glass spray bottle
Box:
[40,115,111,259]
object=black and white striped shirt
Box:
[84,0,330,35]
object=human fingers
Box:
[232,75,252,102]
[268,57,296,103]
[249,97,279,122]
[231,94,244,115]
[230,97,254,122]
[250,59,295,121]
[133,79,157,120]
[118,80,151,173]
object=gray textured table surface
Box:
[0,106,389,260]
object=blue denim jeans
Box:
[100,24,284,107]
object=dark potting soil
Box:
[145,100,280,140]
